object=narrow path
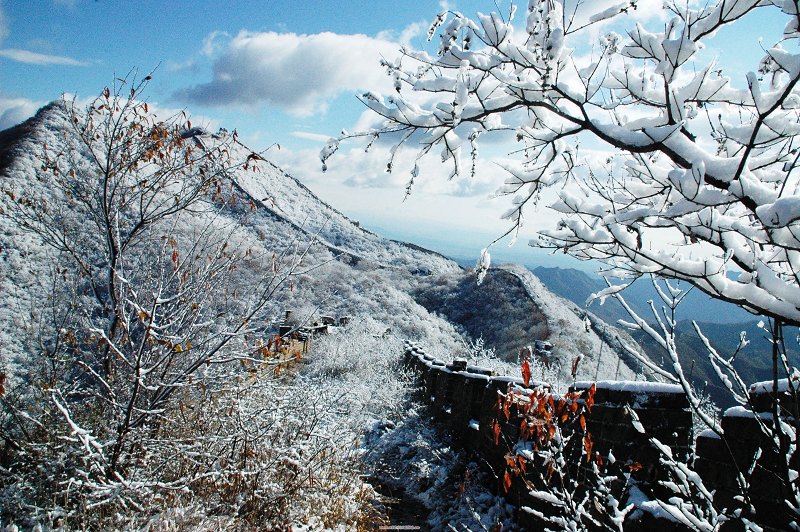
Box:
[371,481,431,531]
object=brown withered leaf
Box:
[521,359,531,387]
[503,470,512,493]
[583,433,594,462]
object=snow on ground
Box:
[304,319,518,530]
[355,375,519,530]
[362,404,518,530]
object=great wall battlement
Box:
[403,341,797,530]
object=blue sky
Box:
[0,1,457,140]
[0,0,792,269]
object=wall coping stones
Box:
[466,365,495,376]
[456,372,493,382]
[747,378,800,416]
[572,380,689,409]
[426,359,446,367]
[448,358,468,371]
[749,378,794,394]
[697,428,720,440]
[574,380,684,394]
[491,375,525,387]
[724,406,775,419]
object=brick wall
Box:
[694,380,799,531]
[403,341,693,529]
[405,341,800,530]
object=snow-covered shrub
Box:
[526,350,563,391]
[459,334,510,374]
[1,364,382,529]
[0,78,383,529]
[141,369,380,529]
[304,317,410,422]
[306,317,402,379]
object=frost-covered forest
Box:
[0,74,634,529]
[2,0,800,530]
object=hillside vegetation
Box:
[0,90,641,528]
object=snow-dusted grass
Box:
[362,404,518,530]
[303,317,519,529]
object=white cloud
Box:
[0,96,43,130]
[166,59,197,73]
[352,108,384,134]
[291,131,334,143]
[376,21,425,47]
[272,141,504,199]
[178,30,401,117]
[265,142,518,243]
[0,48,87,66]
[201,30,230,57]
[562,0,665,31]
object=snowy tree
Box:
[325,0,800,326]
[0,76,327,526]
[324,1,800,528]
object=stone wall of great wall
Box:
[403,341,797,530]
[275,310,352,359]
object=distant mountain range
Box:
[529,266,795,407]
[532,266,757,325]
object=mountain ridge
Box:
[0,100,642,388]
[533,265,757,325]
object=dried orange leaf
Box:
[521,359,531,387]
[503,470,512,493]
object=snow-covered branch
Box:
[326,0,800,326]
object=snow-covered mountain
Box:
[0,98,654,529]
[0,100,639,385]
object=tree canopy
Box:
[324,0,800,326]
